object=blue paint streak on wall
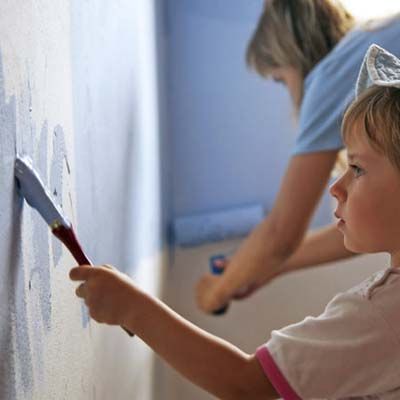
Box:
[50,125,65,267]
[30,213,52,331]
[30,120,52,333]
[0,51,58,398]
[0,52,43,398]
[81,302,90,328]
[0,51,19,400]
[25,120,49,385]
[21,78,35,158]
[13,210,35,397]
[37,121,49,183]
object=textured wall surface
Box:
[0,1,165,399]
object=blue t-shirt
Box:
[294,16,400,155]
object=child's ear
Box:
[331,149,347,178]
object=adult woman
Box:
[196,0,400,313]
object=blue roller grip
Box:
[209,254,229,315]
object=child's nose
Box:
[329,174,347,202]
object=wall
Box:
[0,1,165,399]
[166,0,331,225]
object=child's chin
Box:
[343,238,363,254]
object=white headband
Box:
[356,44,400,98]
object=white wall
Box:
[0,1,165,399]
[343,0,399,20]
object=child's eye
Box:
[349,164,364,177]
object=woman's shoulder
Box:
[305,16,400,90]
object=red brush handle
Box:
[52,225,92,266]
[52,224,134,337]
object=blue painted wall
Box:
[166,0,332,228]
[0,1,166,398]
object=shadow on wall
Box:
[0,51,81,398]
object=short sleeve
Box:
[293,17,400,155]
[256,292,400,399]
[293,66,355,155]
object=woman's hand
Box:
[196,257,259,314]
[69,264,137,328]
[195,273,228,313]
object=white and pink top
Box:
[256,268,400,399]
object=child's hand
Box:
[69,264,136,328]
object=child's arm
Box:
[69,265,278,400]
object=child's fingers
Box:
[75,282,87,298]
[69,265,93,281]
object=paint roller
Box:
[173,204,264,247]
[14,155,134,337]
[173,204,264,315]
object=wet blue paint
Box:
[0,50,19,400]
[37,122,49,186]
[20,78,34,158]
[12,221,35,397]
[50,125,66,267]
[0,50,60,398]
[32,121,52,333]
[48,126,91,328]
[31,217,52,332]
[81,303,90,328]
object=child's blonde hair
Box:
[246,0,355,79]
[342,86,400,171]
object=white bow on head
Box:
[356,44,400,98]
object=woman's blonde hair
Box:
[342,86,400,171]
[246,0,355,79]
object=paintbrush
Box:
[14,155,134,337]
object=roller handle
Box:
[52,224,135,337]
[209,255,229,315]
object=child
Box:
[70,45,400,399]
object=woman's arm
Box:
[197,150,341,313]
[70,265,278,400]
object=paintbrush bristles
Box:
[14,155,71,229]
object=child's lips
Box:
[334,211,345,225]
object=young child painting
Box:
[69,45,400,399]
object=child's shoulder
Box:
[345,267,400,338]
[309,268,400,327]
[347,267,400,300]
